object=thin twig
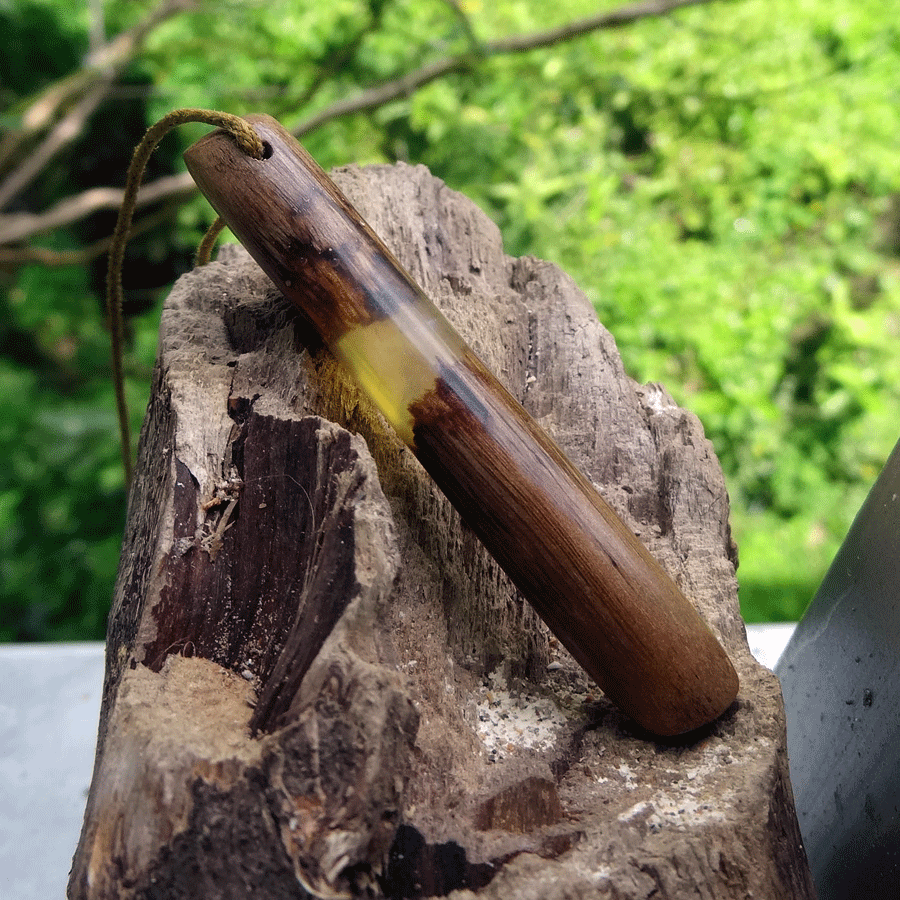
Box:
[289,0,390,115]
[439,0,484,53]
[0,173,196,245]
[0,76,113,210]
[294,56,471,138]
[488,0,717,53]
[0,0,727,242]
[295,0,728,135]
[0,0,198,195]
[0,201,186,269]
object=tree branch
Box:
[293,0,726,136]
[0,0,198,198]
[288,0,390,116]
[439,0,484,54]
[294,55,470,138]
[83,0,199,73]
[488,0,720,53]
[0,77,114,210]
[0,239,110,269]
[0,173,196,246]
[0,203,183,270]
[0,0,725,245]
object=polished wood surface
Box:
[184,114,738,735]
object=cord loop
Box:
[107,109,263,486]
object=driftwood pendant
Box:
[71,159,814,900]
[184,114,738,736]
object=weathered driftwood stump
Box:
[70,164,814,899]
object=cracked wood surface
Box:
[69,163,814,899]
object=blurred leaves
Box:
[1,0,899,637]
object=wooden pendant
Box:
[183,114,738,736]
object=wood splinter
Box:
[184,114,739,736]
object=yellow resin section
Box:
[334,318,442,447]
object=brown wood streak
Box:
[183,114,739,736]
[409,350,738,735]
[185,115,424,345]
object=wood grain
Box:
[68,166,813,896]
[184,114,738,735]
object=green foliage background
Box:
[1,0,898,640]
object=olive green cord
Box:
[106,109,264,487]
[195,216,228,266]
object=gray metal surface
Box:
[777,436,900,900]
